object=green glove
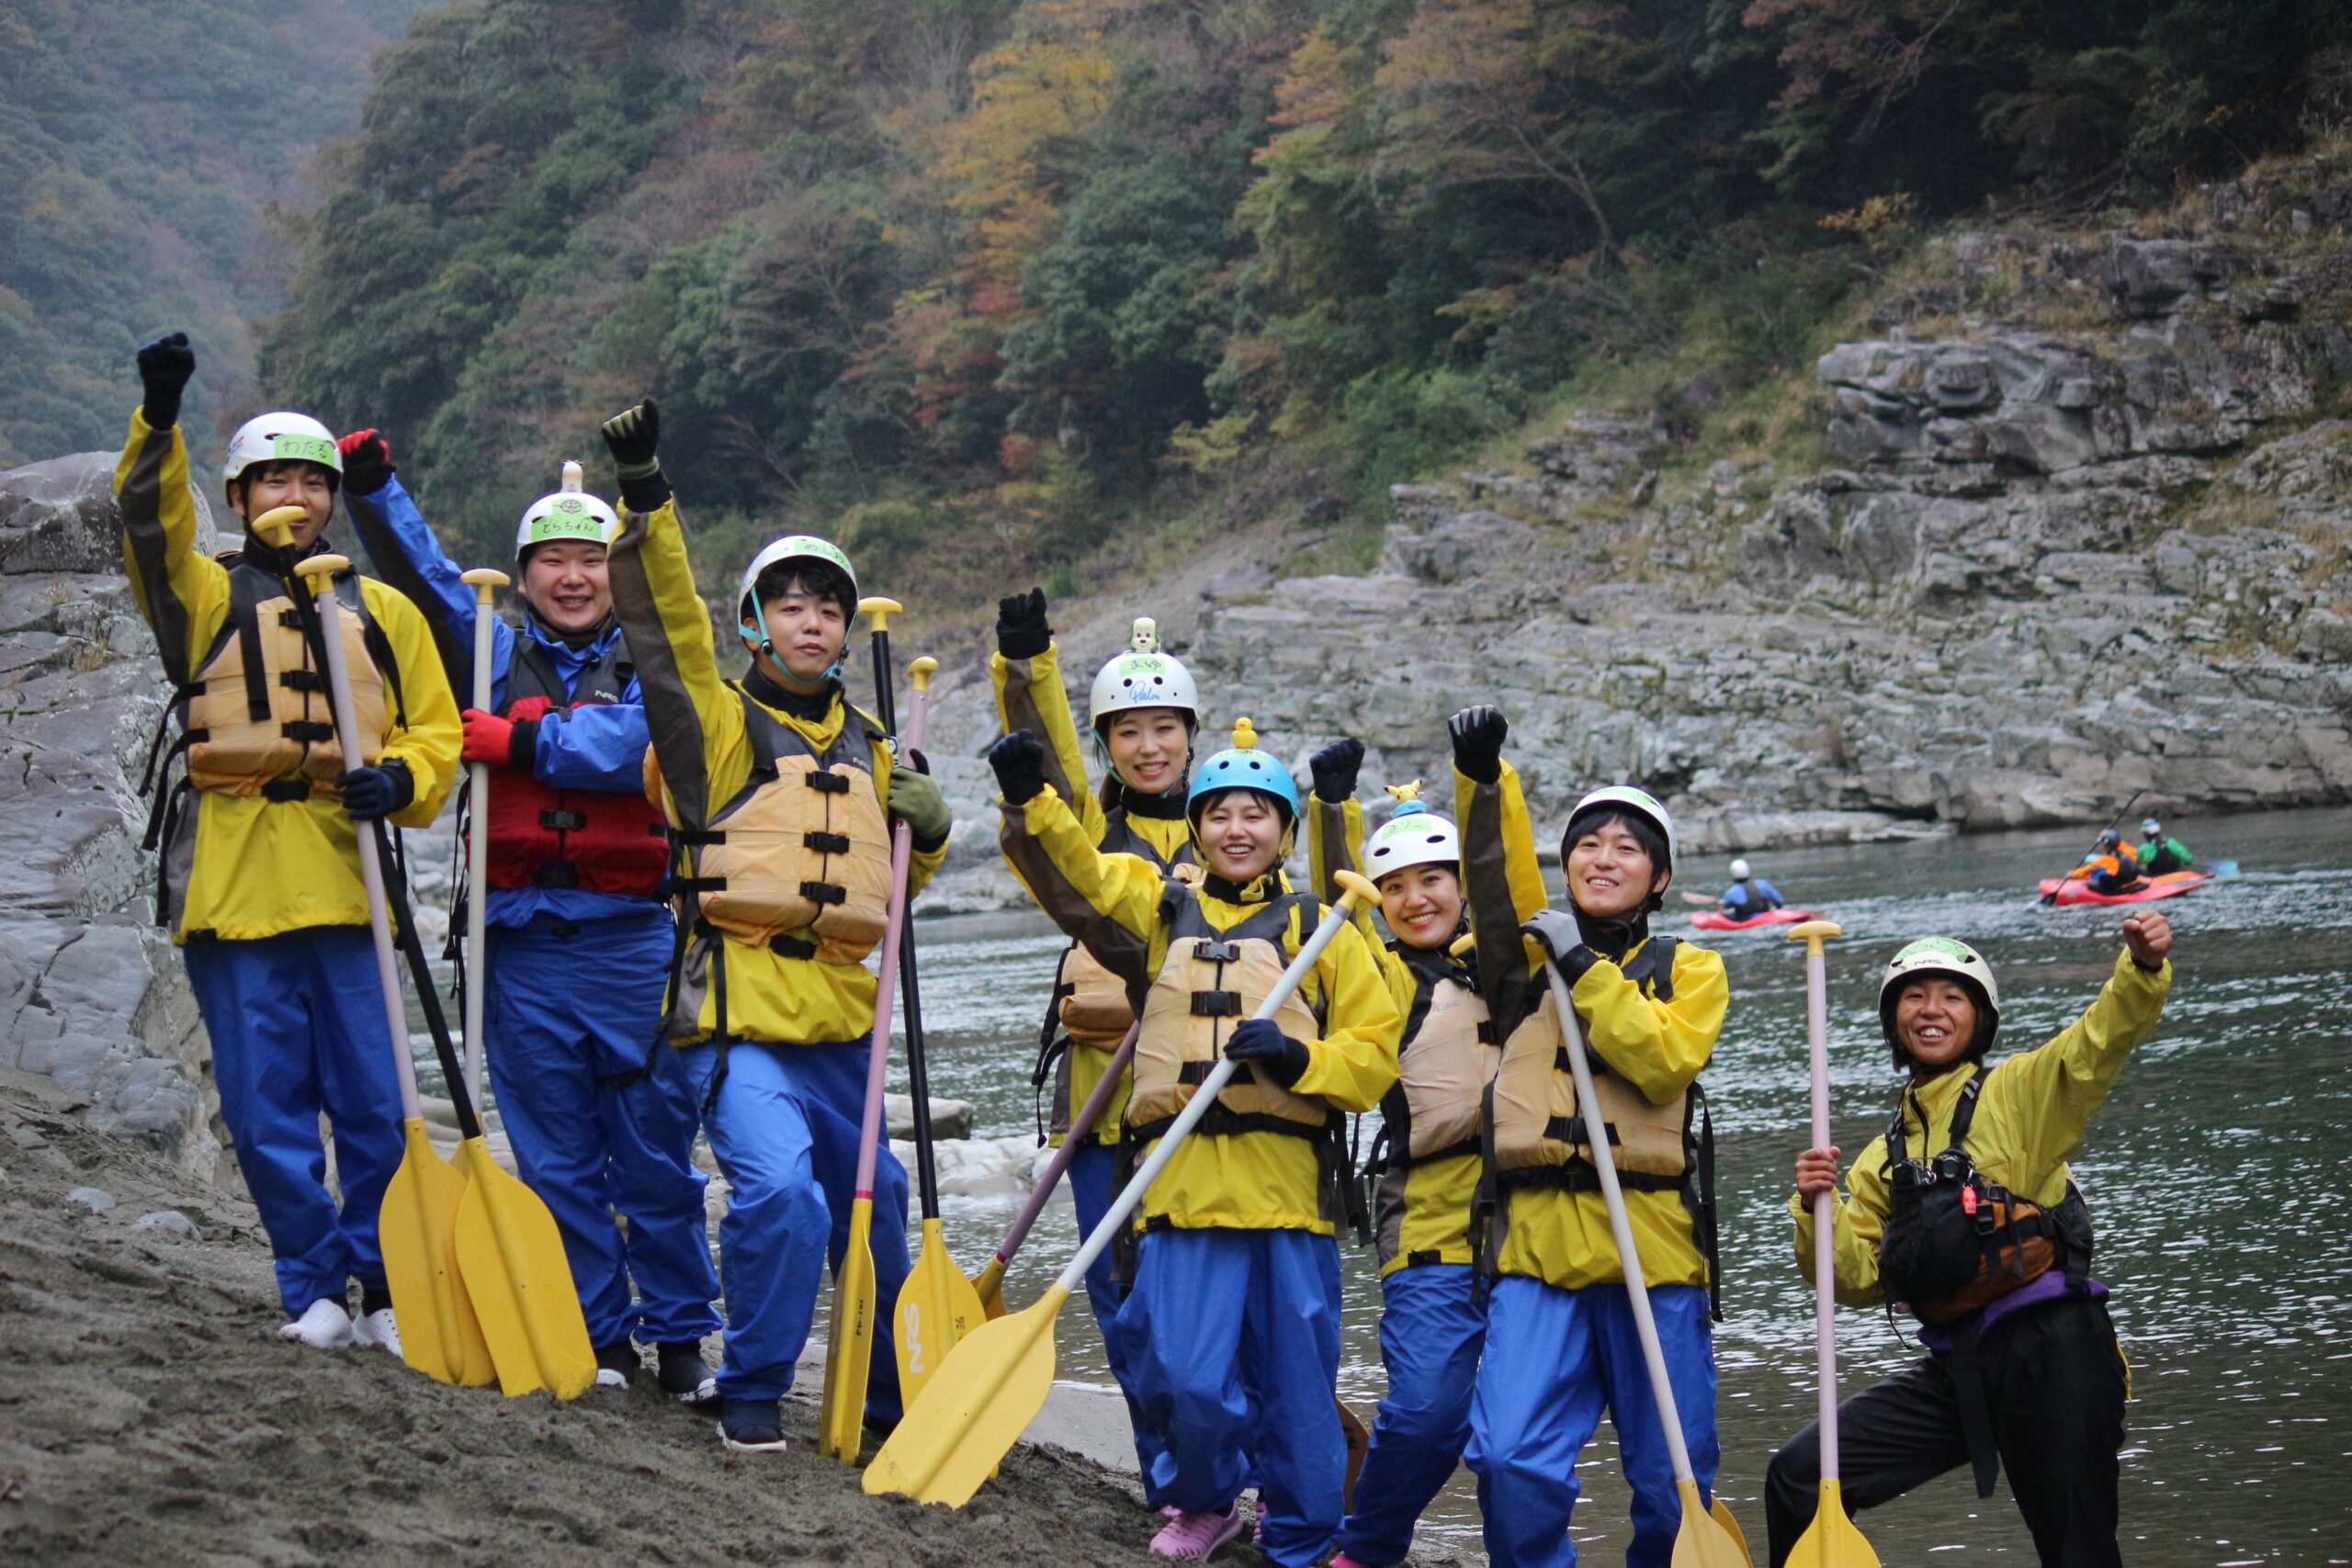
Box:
[888,759,953,851]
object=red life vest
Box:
[481,629,669,897]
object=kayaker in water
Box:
[2064,830,2144,897]
[2138,818,2194,876]
[1765,912,2174,1568]
[1720,859,1786,920]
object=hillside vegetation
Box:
[252,0,2346,600]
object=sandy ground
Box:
[0,1067,1193,1568]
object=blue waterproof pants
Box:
[1468,1278,1720,1568]
[678,1037,910,1413]
[1068,1140,1171,1502]
[185,926,405,1315]
[1339,1263,1487,1565]
[484,909,720,1349]
[1117,1227,1345,1568]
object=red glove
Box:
[336,428,394,495]
[462,707,528,768]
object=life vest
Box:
[1048,807,1200,1048]
[1385,949,1499,1165]
[659,689,894,966]
[1877,1064,2094,1326]
[481,630,668,897]
[1126,884,1331,1140]
[179,557,389,796]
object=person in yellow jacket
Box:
[987,718,1400,1567]
[1448,705,1729,1568]
[595,400,952,1453]
[118,333,460,1355]
[1301,739,1498,1568]
[1768,917,2174,1568]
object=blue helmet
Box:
[1185,717,1300,826]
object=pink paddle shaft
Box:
[1804,940,1843,1483]
[991,1021,1141,1266]
[851,680,933,1204]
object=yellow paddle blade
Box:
[1784,1480,1879,1568]
[896,1217,985,1406]
[864,1285,1069,1506]
[972,1256,1007,1321]
[819,1198,878,1462]
[1671,1477,1755,1568]
[453,1138,596,1400]
[379,1118,492,1386]
[1713,1498,1755,1565]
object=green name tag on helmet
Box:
[271,433,338,468]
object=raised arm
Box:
[1452,705,1546,1039]
[337,434,476,694]
[1305,739,1370,940]
[990,589,1110,846]
[115,336,225,686]
[1979,938,2171,1189]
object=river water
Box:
[892,807,2352,1565]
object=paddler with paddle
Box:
[987,585,1203,1495]
[338,438,721,1402]
[117,334,461,1354]
[2064,829,2146,897]
[1766,914,2173,1567]
[595,400,954,1452]
[1300,745,1502,1568]
[987,717,1400,1564]
[1449,704,1740,1568]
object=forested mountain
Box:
[0,0,434,468]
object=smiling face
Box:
[746,581,850,689]
[1893,977,1979,1072]
[1377,863,1463,951]
[1103,707,1191,795]
[1565,817,1668,920]
[232,462,335,547]
[520,540,612,635]
[1194,790,1286,883]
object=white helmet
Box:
[1565,784,1677,870]
[1729,858,1752,880]
[1878,937,2002,1066]
[1364,784,1460,881]
[1090,618,1199,736]
[735,535,857,640]
[223,412,340,485]
[514,461,620,561]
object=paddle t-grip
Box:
[250,504,308,550]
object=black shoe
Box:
[657,1340,718,1406]
[593,1340,639,1390]
[718,1397,786,1453]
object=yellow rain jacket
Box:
[1792,948,2171,1305]
[1308,793,1489,1276]
[605,492,943,1047]
[1001,783,1399,1233]
[993,638,1195,1145]
[116,411,459,943]
[1456,760,1728,1292]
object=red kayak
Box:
[1690,907,1820,931]
[2037,870,2209,907]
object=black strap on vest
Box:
[503,628,634,715]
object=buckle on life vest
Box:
[261,777,311,802]
[1476,1018,1499,1044]
[533,861,582,890]
[280,720,335,743]
[277,669,325,693]
[802,830,852,854]
[803,772,850,795]
[1195,940,1241,964]
[1177,1060,1217,1085]
[769,933,818,960]
[1190,989,1242,1017]
[1541,1113,1623,1146]
[539,808,588,831]
[797,880,847,906]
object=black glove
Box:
[1449,705,1508,784]
[137,332,195,430]
[989,729,1047,806]
[337,429,394,496]
[1309,738,1364,804]
[599,400,671,512]
[1223,1017,1311,1089]
[995,587,1052,660]
[337,759,414,822]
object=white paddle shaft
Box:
[306,570,423,1123]
[850,678,933,1201]
[1056,897,1360,1296]
[464,596,494,1111]
[1804,940,1842,1483]
[1540,955,1702,1487]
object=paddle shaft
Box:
[1539,955,1704,1488]
[464,585,495,1111]
[992,1021,1140,1268]
[850,617,923,1206]
[870,627,944,1221]
[1802,939,1842,1483]
[1055,897,1361,1298]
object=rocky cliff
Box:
[915,151,2352,880]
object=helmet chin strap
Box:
[742,621,848,687]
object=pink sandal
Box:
[1149,1504,1245,1560]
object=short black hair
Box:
[755,559,855,616]
[1560,806,1670,909]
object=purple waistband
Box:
[1917,1270,2107,1351]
